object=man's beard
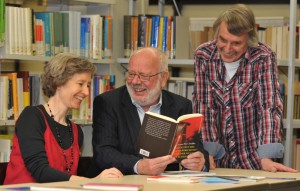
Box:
[126,80,162,107]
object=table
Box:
[1,168,300,191]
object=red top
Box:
[4,108,80,184]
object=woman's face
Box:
[56,72,92,109]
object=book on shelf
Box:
[0,0,5,47]
[103,15,113,60]
[0,72,19,120]
[80,16,90,58]
[81,183,143,191]
[34,12,53,56]
[61,12,70,54]
[53,12,64,55]
[147,175,203,183]
[17,71,30,108]
[137,111,204,161]
[0,138,11,162]
[0,76,9,120]
[123,15,131,58]
[172,16,189,59]
[130,15,138,55]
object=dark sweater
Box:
[15,105,83,182]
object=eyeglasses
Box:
[120,63,164,82]
[126,71,163,81]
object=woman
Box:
[4,53,123,184]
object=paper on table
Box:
[161,170,216,177]
[202,177,239,184]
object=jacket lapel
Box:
[121,88,141,148]
[161,90,176,119]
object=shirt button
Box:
[225,88,229,91]
[226,106,230,109]
[249,88,252,91]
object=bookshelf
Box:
[0,0,129,124]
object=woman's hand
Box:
[96,167,123,178]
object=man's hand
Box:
[137,155,176,175]
[209,155,216,170]
[261,158,298,173]
[180,151,206,171]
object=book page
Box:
[177,113,203,122]
[146,111,177,123]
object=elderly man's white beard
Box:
[126,80,162,107]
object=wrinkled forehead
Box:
[129,52,160,73]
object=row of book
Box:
[5,6,113,59]
[0,1,4,48]
[0,71,115,121]
[123,15,190,59]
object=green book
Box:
[0,1,5,47]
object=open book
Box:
[137,111,204,161]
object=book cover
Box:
[82,183,143,191]
[137,111,204,161]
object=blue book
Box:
[34,12,53,56]
[162,16,168,52]
[80,17,90,58]
[93,76,99,98]
[151,16,159,48]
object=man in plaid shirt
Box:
[193,4,296,172]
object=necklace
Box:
[47,103,74,173]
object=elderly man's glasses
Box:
[120,63,163,82]
[126,71,163,81]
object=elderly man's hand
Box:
[180,151,206,171]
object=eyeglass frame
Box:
[120,63,164,82]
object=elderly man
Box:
[91,47,209,176]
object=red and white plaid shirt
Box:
[193,40,283,170]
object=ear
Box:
[161,71,169,88]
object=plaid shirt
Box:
[193,40,284,170]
